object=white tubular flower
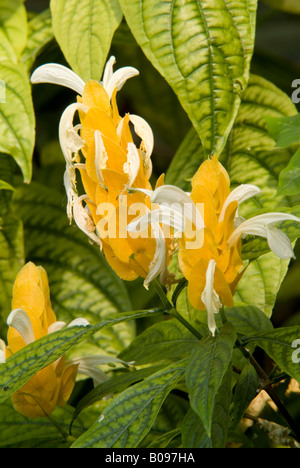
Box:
[123,143,141,187]
[219,184,261,222]
[68,355,129,385]
[129,114,154,178]
[31,63,85,95]
[104,66,139,100]
[6,309,35,345]
[201,260,222,337]
[144,222,167,289]
[59,102,87,165]
[94,130,108,183]
[73,195,102,247]
[228,212,300,260]
[0,340,6,364]
[127,207,185,234]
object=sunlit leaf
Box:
[0,61,35,183]
[50,0,123,81]
[119,0,258,157]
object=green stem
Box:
[168,307,203,341]
[152,278,173,310]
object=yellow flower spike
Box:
[0,262,87,418]
[129,154,300,335]
[31,57,170,287]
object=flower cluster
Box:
[31,57,169,288]
[128,155,300,335]
[0,262,127,418]
[31,57,300,336]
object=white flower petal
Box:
[105,66,139,99]
[68,317,90,327]
[150,185,205,231]
[6,309,35,345]
[201,260,221,336]
[69,354,129,385]
[73,195,102,247]
[228,212,300,250]
[102,55,116,90]
[129,114,154,178]
[219,184,261,222]
[0,340,6,364]
[48,321,66,334]
[64,166,77,223]
[143,222,166,289]
[127,207,185,234]
[123,142,140,187]
[94,130,108,183]
[31,63,85,95]
[59,102,87,165]
[267,226,296,260]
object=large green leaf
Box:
[50,0,123,81]
[119,0,258,157]
[0,0,27,58]
[0,308,165,403]
[71,359,187,448]
[119,318,203,365]
[182,367,232,448]
[12,181,135,354]
[0,401,92,448]
[185,322,236,436]
[261,0,300,14]
[231,361,258,426]
[20,9,54,71]
[0,61,35,183]
[244,326,300,384]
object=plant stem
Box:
[152,279,173,311]
[169,307,203,341]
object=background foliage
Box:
[0,0,300,448]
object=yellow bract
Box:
[179,155,245,311]
[78,80,159,281]
[2,262,78,418]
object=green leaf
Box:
[0,215,24,325]
[231,362,259,426]
[261,0,300,14]
[50,0,123,81]
[234,251,291,318]
[119,0,258,157]
[73,365,163,419]
[265,113,300,148]
[185,322,236,436]
[13,181,136,354]
[0,308,165,403]
[0,61,35,183]
[20,9,53,70]
[0,0,27,58]
[244,326,300,384]
[182,367,232,448]
[224,305,273,336]
[0,401,97,448]
[166,74,297,210]
[71,359,187,448]
[118,318,202,365]
[277,148,300,196]
[0,180,14,191]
